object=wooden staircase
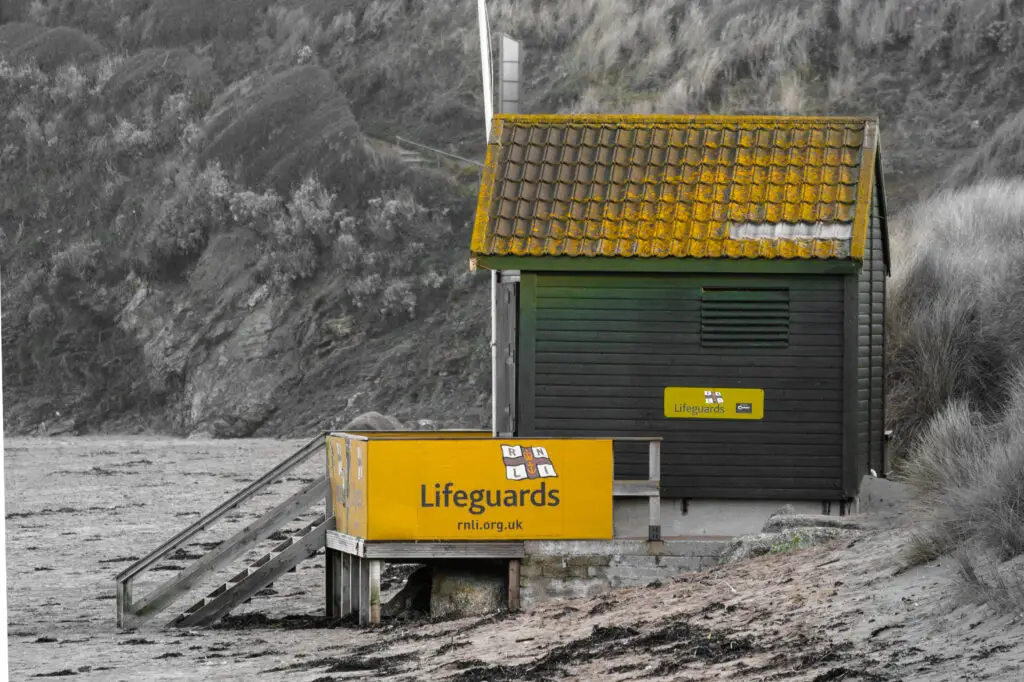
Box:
[169,514,332,627]
[397,147,427,167]
[115,435,337,630]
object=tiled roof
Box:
[471,114,880,261]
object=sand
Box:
[6,436,1024,681]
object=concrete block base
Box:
[520,537,726,608]
[519,496,856,608]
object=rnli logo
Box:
[501,445,558,481]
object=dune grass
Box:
[888,179,1024,609]
[886,180,1024,458]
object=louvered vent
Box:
[700,288,790,348]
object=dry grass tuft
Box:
[945,108,1024,189]
[886,180,1024,458]
[893,180,1024,612]
[903,381,1024,610]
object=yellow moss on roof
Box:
[471,114,880,261]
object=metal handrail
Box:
[395,135,485,168]
[115,433,327,627]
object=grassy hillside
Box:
[3,0,1024,449]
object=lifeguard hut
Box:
[472,114,888,529]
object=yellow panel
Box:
[664,387,764,420]
[326,435,346,533]
[363,439,613,541]
[326,435,369,535]
[349,439,368,538]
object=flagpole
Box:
[477,0,498,437]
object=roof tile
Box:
[474,115,879,261]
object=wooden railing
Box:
[395,135,485,169]
[610,437,662,541]
[115,434,328,629]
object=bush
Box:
[249,175,350,288]
[197,65,365,196]
[103,48,220,119]
[3,25,105,72]
[0,23,47,56]
[134,163,233,274]
[886,180,1024,460]
[141,0,274,46]
[904,376,1024,609]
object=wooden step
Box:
[169,515,332,628]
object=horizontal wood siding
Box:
[855,186,887,482]
[520,273,846,500]
[869,186,886,475]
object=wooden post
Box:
[325,467,340,618]
[648,440,662,542]
[357,556,370,626]
[507,559,521,612]
[325,549,342,619]
[369,560,382,625]
[341,552,354,617]
[116,577,133,629]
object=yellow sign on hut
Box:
[663,387,765,420]
[326,433,613,541]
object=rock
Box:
[430,567,506,619]
[718,527,852,564]
[43,418,77,436]
[382,565,432,620]
[343,411,403,432]
[762,514,864,534]
[767,504,797,520]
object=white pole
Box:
[477,0,494,142]
[477,0,498,436]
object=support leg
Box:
[358,556,370,626]
[326,548,342,619]
[648,439,662,542]
[341,553,354,617]
[116,577,133,629]
[508,559,521,612]
[369,560,382,625]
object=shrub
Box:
[135,163,232,274]
[4,25,105,72]
[141,0,274,46]
[886,180,1024,460]
[328,188,456,321]
[103,48,220,119]
[904,371,1024,575]
[0,23,46,56]
[252,175,349,288]
[197,65,364,196]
